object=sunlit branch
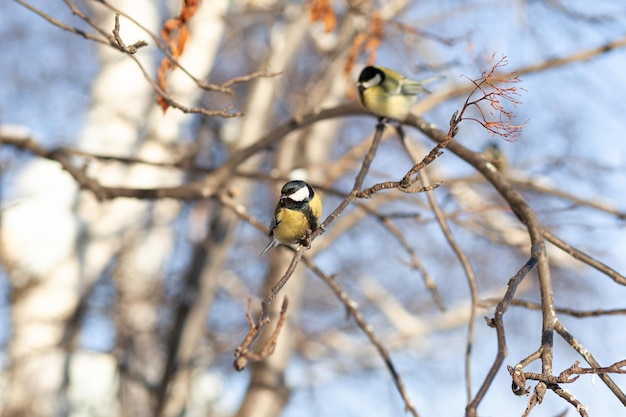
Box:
[407,111,558,417]
[234,297,290,371]
[314,120,386,235]
[465,246,541,416]
[423,169,478,402]
[554,320,626,406]
[96,0,281,97]
[396,129,480,398]
[550,385,588,417]
[421,36,626,110]
[16,0,275,118]
[14,0,110,46]
[300,256,421,417]
[511,178,626,220]
[234,246,304,370]
[542,229,626,285]
[484,298,626,317]
[357,203,445,312]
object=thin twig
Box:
[542,228,626,285]
[489,298,626,318]
[407,113,557,417]
[14,0,109,46]
[521,359,626,385]
[397,131,480,398]
[466,245,541,415]
[233,297,290,371]
[357,204,445,311]
[300,256,421,417]
[111,13,148,53]
[219,193,268,234]
[0,134,213,200]
[423,167,479,402]
[96,0,276,95]
[554,320,626,406]
[510,178,626,220]
[314,120,386,236]
[203,68,283,95]
[355,180,439,198]
[550,384,589,417]
[233,246,304,370]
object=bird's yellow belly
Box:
[363,94,414,121]
[273,209,310,244]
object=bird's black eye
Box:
[281,180,304,196]
[358,66,384,84]
[282,184,296,195]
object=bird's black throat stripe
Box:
[302,205,318,230]
[281,198,307,211]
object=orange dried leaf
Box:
[309,0,337,32]
[173,26,190,57]
[161,0,200,58]
[157,59,170,90]
[157,59,172,112]
[155,0,201,113]
[344,32,368,99]
[345,32,367,76]
[181,0,199,21]
[157,95,170,112]
[161,18,182,46]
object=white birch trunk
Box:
[0,153,80,417]
[76,0,229,415]
[0,0,225,415]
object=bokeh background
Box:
[1,1,626,416]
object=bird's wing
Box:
[268,206,282,236]
[400,74,444,95]
[378,67,405,95]
[399,78,430,95]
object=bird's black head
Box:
[358,66,385,89]
[280,180,313,207]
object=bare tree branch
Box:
[465,247,541,416]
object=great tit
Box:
[261,180,323,255]
[482,142,507,171]
[357,65,433,121]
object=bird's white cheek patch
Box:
[289,186,310,202]
[362,73,382,89]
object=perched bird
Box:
[261,180,323,255]
[482,142,507,171]
[357,65,434,121]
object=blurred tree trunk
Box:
[0,155,80,417]
[1,0,219,415]
[78,1,232,416]
[234,4,361,416]
[0,0,159,412]
[77,3,162,415]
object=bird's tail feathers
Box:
[260,239,279,255]
[412,74,446,95]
